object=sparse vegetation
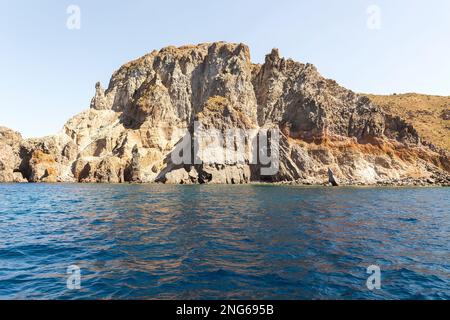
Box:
[204,96,229,112]
[366,93,450,151]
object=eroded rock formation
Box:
[1,42,449,185]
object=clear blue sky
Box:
[1,0,449,138]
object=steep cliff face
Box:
[0,127,26,182]
[1,42,449,185]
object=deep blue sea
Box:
[0,184,448,300]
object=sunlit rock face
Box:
[1,42,449,185]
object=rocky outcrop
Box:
[442,109,450,121]
[328,168,339,186]
[0,127,26,182]
[1,42,449,185]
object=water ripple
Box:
[0,184,449,299]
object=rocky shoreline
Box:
[1,180,449,187]
[1,42,449,185]
[278,177,450,187]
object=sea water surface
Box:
[0,184,448,300]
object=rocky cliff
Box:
[1,42,449,185]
